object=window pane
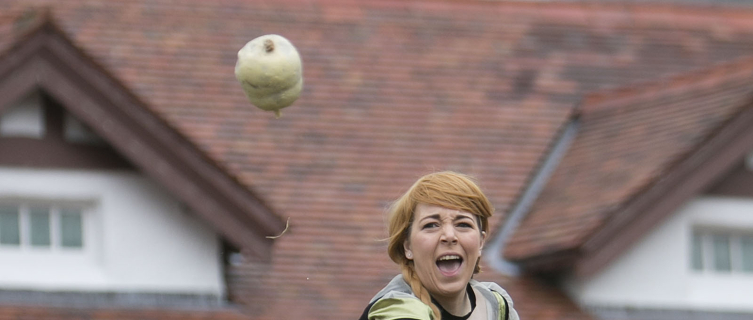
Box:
[30,206,51,247]
[742,236,753,273]
[713,234,732,272]
[692,232,704,271]
[0,92,44,138]
[0,205,20,245]
[60,208,82,248]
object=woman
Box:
[360,171,519,320]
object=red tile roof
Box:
[2,1,753,319]
[0,305,249,320]
[506,56,753,265]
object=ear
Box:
[479,231,486,252]
[403,239,413,260]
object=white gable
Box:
[0,167,225,296]
[563,196,753,312]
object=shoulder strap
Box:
[471,281,519,320]
[491,291,508,320]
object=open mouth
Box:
[436,254,464,276]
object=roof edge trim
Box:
[487,111,581,275]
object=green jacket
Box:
[360,275,520,320]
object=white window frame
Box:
[0,200,90,252]
[692,228,753,274]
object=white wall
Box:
[0,167,224,296]
[564,196,753,312]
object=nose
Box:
[440,224,458,245]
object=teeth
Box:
[438,255,461,261]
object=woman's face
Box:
[403,203,485,299]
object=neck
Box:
[433,288,471,316]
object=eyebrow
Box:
[418,213,476,223]
[419,214,441,223]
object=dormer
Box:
[0,12,285,303]
[503,56,753,317]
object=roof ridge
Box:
[221,0,753,10]
[70,0,753,18]
[580,55,753,116]
[0,6,51,49]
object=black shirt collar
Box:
[432,284,476,320]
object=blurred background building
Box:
[1,1,753,319]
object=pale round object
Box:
[235,34,303,118]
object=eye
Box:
[457,221,474,228]
[422,222,439,229]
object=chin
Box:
[432,274,470,297]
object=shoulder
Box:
[359,275,434,320]
[471,281,521,320]
[360,293,434,320]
